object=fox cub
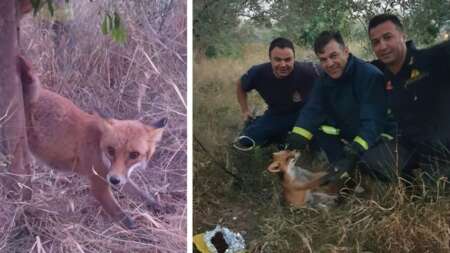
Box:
[17,56,167,228]
[267,150,336,207]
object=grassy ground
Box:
[0,1,186,252]
[193,45,450,252]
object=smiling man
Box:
[286,31,392,190]
[235,37,320,150]
[369,14,450,182]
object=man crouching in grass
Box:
[234,37,320,151]
[285,31,396,197]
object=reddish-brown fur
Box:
[267,150,331,207]
[17,56,166,228]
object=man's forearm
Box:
[236,81,249,114]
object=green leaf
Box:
[108,14,113,31]
[111,26,118,39]
[30,0,41,16]
[111,25,128,44]
[113,12,121,29]
[100,11,127,44]
[46,0,54,16]
[117,26,128,43]
[101,15,109,34]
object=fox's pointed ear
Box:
[152,117,168,129]
[98,116,114,134]
[91,107,113,120]
[147,118,167,144]
[145,119,166,160]
[267,161,281,173]
[148,128,164,144]
[147,118,167,143]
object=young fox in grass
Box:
[267,150,337,207]
[17,56,167,228]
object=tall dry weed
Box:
[1,1,186,252]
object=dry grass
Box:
[193,47,450,252]
[0,1,186,252]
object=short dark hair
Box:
[269,37,295,57]
[313,31,346,55]
[368,14,403,32]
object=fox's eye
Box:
[129,151,140,160]
[107,146,115,157]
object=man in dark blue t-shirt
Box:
[235,37,320,150]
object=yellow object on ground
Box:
[193,233,210,253]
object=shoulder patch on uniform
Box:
[410,69,420,80]
[405,68,429,88]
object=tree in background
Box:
[269,0,352,47]
[404,0,450,45]
[0,0,32,201]
[194,0,269,57]
[349,0,450,45]
[194,0,450,58]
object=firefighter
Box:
[369,13,450,182]
[234,37,320,151]
[286,31,393,187]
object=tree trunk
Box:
[0,0,31,200]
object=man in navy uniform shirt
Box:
[235,37,320,150]
[369,14,450,182]
[286,31,391,188]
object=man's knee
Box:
[238,113,295,148]
[359,140,412,182]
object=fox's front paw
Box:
[145,200,164,214]
[146,200,176,214]
[120,215,137,229]
[163,204,176,214]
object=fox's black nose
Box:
[109,176,121,185]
